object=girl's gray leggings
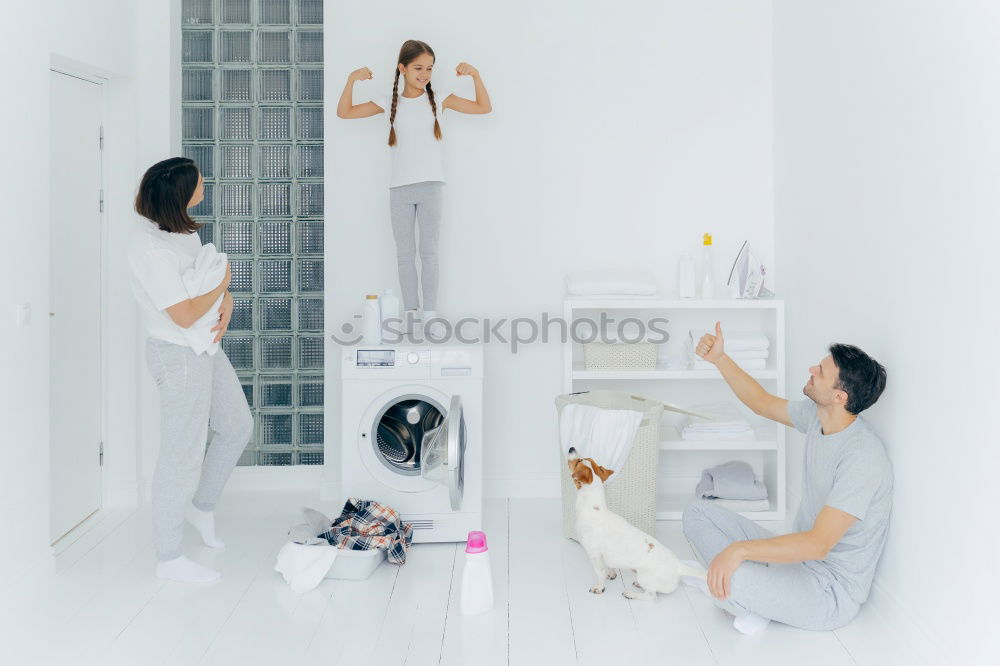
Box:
[682,499,860,630]
[146,339,253,561]
[389,181,443,311]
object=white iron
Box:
[726,241,773,299]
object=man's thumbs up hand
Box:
[696,321,726,364]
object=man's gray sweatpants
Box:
[389,181,443,311]
[146,339,254,561]
[682,499,860,630]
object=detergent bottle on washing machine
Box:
[460,531,494,615]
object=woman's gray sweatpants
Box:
[682,499,860,630]
[389,181,443,311]
[146,339,254,561]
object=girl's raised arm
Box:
[337,67,384,119]
[442,62,492,115]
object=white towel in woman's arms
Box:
[181,243,227,355]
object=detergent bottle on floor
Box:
[460,531,494,615]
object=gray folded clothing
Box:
[696,460,768,501]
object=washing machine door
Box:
[420,394,466,511]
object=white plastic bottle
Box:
[459,531,494,615]
[380,288,401,324]
[362,294,381,344]
[678,252,696,298]
[700,233,715,299]
[380,288,401,340]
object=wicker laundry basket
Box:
[555,390,663,540]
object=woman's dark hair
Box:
[389,39,442,147]
[829,343,887,415]
[134,157,203,233]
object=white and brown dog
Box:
[567,447,706,600]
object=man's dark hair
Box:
[134,157,202,234]
[829,343,887,415]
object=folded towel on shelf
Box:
[692,358,766,372]
[565,269,657,296]
[559,403,643,479]
[711,498,771,512]
[681,427,755,441]
[680,403,754,439]
[723,349,770,361]
[684,341,769,361]
[181,243,228,355]
[688,329,770,352]
[696,460,768,501]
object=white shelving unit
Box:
[563,297,786,521]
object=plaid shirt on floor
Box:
[319,498,414,565]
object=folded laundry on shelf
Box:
[565,269,657,296]
[691,358,766,372]
[685,330,769,371]
[681,426,755,441]
[722,349,770,360]
[681,402,755,441]
[687,329,770,352]
[696,460,768,501]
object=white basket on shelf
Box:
[582,342,657,370]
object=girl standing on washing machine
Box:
[337,39,492,337]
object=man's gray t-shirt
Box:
[788,399,893,605]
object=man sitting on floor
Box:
[682,323,891,634]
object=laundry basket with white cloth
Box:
[555,391,709,540]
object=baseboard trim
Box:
[225,467,561,500]
[485,475,560,498]
[862,580,950,665]
[225,464,326,493]
[786,491,950,663]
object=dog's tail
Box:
[677,561,708,581]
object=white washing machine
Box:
[337,345,483,543]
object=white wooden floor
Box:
[1,494,924,666]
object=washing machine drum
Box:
[375,399,444,472]
[372,395,467,510]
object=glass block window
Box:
[182,0,324,467]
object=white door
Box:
[49,70,104,544]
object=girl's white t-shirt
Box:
[375,90,448,188]
[128,222,204,347]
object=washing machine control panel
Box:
[341,346,482,379]
[356,349,396,367]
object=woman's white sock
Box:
[185,503,225,548]
[156,555,220,583]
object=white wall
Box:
[326,0,775,494]
[0,0,170,569]
[773,2,1000,663]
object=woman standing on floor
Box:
[129,157,253,583]
[337,39,492,337]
